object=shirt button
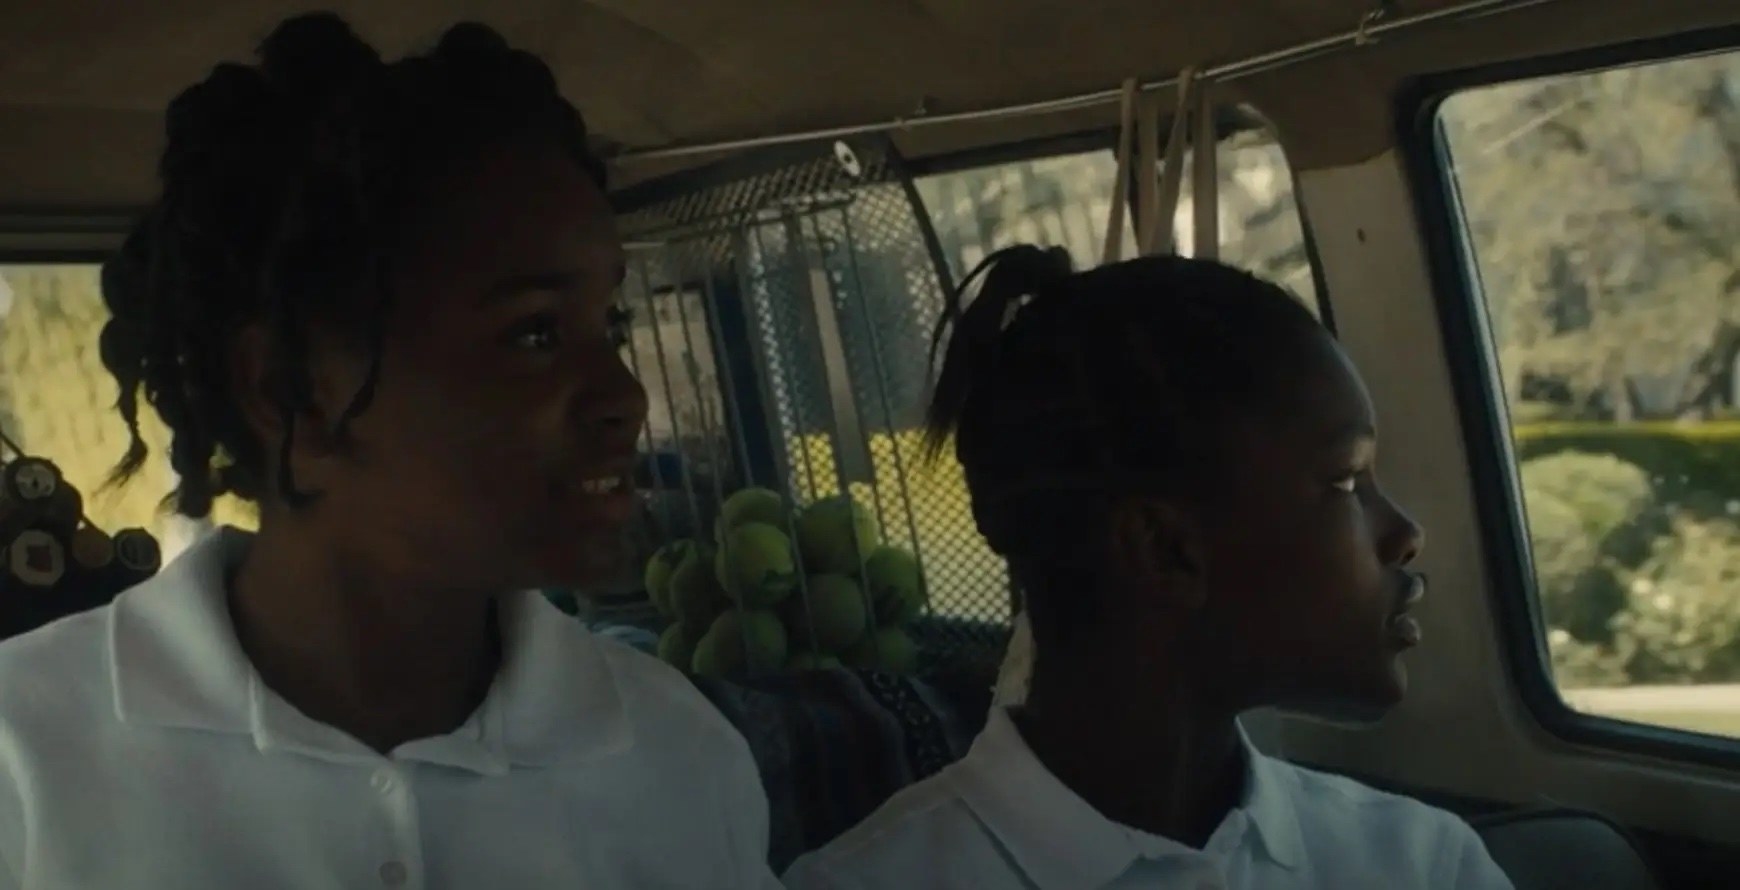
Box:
[370,769,397,794]
[378,860,408,886]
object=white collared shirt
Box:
[784,708,1514,890]
[0,528,780,889]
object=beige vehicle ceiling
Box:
[0,0,1731,210]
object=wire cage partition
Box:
[601,138,1014,683]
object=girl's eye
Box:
[1331,473,1359,494]
[507,315,562,352]
[607,304,634,349]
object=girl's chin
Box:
[528,529,631,591]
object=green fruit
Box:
[691,628,727,677]
[864,546,926,625]
[788,651,843,672]
[784,574,869,652]
[719,488,789,534]
[697,609,788,676]
[644,540,693,618]
[735,609,790,672]
[658,622,704,669]
[716,522,798,607]
[670,544,726,627]
[795,496,880,574]
[843,627,920,674]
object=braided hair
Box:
[100,13,606,518]
[925,246,1323,639]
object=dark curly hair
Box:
[925,246,1323,638]
[99,13,606,518]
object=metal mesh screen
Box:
[615,139,1012,667]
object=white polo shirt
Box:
[0,528,780,889]
[784,708,1515,890]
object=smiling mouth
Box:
[579,475,630,496]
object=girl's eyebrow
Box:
[479,271,581,305]
[1324,420,1377,449]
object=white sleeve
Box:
[1440,817,1516,890]
[783,854,850,890]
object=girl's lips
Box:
[1394,571,1427,612]
[588,488,638,523]
[1390,613,1423,647]
[578,474,629,496]
[570,470,637,523]
[1388,571,1426,647]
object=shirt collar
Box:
[485,582,634,767]
[109,528,254,736]
[954,708,1137,890]
[111,527,633,771]
[953,709,1303,890]
[1239,724,1305,869]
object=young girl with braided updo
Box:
[785,247,1514,889]
[0,14,778,889]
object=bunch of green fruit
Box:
[646,489,929,677]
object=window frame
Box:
[1400,23,1740,769]
[0,210,132,263]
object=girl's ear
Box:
[227,325,349,468]
[229,324,285,447]
[1106,496,1207,611]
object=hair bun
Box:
[432,22,512,58]
[161,63,276,173]
[257,12,382,107]
[426,22,558,98]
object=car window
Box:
[0,265,256,563]
[1439,48,1740,740]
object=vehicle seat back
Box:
[1474,809,1661,890]
[691,668,977,872]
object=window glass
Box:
[1439,49,1740,739]
[915,125,1320,310]
[0,265,256,564]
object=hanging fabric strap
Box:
[991,610,1037,707]
[1101,79,1139,265]
[1191,77,1219,260]
[1145,67,1198,256]
[1134,88,1163,256]
[1103,68,1214,260]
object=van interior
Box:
[2,1,1739,887]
